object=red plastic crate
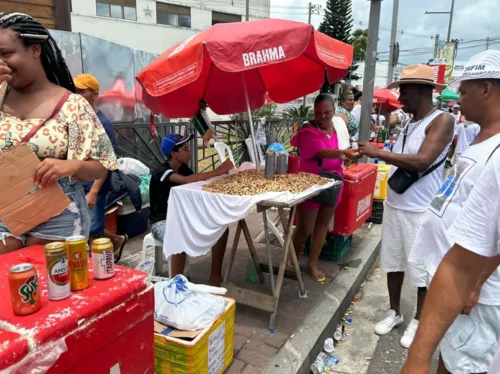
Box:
[333,163,377,236]
[0,246,154,374]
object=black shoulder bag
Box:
[388,124,446,194]
[313,158,344,206]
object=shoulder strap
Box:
[21,90,71,144]
[421,157,446,178]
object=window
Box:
[156,3,191,28]
[96,0,137,21]
[212,11,241,25]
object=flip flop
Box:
[308,269,326,283]
[114,234,128,263]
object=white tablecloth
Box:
[163,167,338,258]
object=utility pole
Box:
[434,34,440,58]
[486,37,491,50]
[360,0,382,143]
[387,0,399,87]
[245,0,249,21]
[447,0,455,42]
[302,3,321,107]
[425,0,455,42]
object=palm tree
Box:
[284,105,313,121]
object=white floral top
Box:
[0,90,117,170]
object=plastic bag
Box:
[214,141,235,166]
[266,143,289,156]
[154,275,226,331]
[255,119,267,146]
[117,158,150,176]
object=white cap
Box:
[449,50,500,90]
[453,104,460,109]
[324,338,335,353]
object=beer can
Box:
[44,242,70,300]
[91,238,115,280]
[66,235,90,291]
[9,263,41,316]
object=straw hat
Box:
[387,64,446,90]
[448,50,500,90]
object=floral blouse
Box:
[336,106,359,142]
[0,91,117,170]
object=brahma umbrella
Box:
[136,18,353,166]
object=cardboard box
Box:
[0,144,69,235]
[154,297,235,374]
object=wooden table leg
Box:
[268,207,297,330]
[279,207,306,295]
[223,221,242,283]
[240,219,266,284]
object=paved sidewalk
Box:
[118,212,376,373]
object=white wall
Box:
[70,0,270,54]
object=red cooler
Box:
[0,246,154,374]
[333,163,378,236]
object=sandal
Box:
[307,268,326,283]
[114,234,128,263]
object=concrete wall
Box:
[70,0,270,54]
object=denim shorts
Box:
[0,178,90,244]
[151,220,165,243]
[82,176,110,237]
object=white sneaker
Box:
[374,310,404,335]
[400,319,419,349]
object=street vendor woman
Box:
[291,94,359,282]
[149,133,233,286]
[0,12,116,255]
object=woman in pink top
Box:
[291,94,359,282]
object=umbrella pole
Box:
[242,73,261,172]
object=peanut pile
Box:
[202,171,329,196]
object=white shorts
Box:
[440,303,500,374]
[379,204,427,287]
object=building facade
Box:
[70,0,270,54]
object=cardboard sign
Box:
[0,144,70,236]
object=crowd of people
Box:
[3,9,500,374]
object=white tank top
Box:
[386,110,452,212]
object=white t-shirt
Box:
[446,148,500,374]
[386,110,452,212]
[372,114,386,128]
[455,123,480,154]
[411,133,500,305]
[351,104,361,124]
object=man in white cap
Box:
[451,104,461,123]
[359,65,455,349]
[402,50,500,374]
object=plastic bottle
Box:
[246,256,258,283]
[383,139,391,151]
[310,352,326,374]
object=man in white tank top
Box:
[401,50,500,374]
[359,65,455,349]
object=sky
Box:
[270,0,500,66]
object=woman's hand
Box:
[344,148,360,160]
[358,142,381,158]
[33,159,82,188]
[0,60,12,84]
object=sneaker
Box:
[400,319,419,349]
[374,310,404,335]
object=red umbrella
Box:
[136,19,353,118]
[372,88,402,112]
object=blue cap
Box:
[161,133,194,156]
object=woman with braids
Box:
[335,84,359,143]
[0,12,116,254]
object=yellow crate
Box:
[154,297,235,374]
[374,164,391,200]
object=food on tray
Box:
[202,171,329,195]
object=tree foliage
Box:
[318,0,359,90]
[284,105,313,120]
[352,28,368,62]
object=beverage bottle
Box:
[310,352,326,374]
[246,256,258,283]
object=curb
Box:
[261,224,382,374]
